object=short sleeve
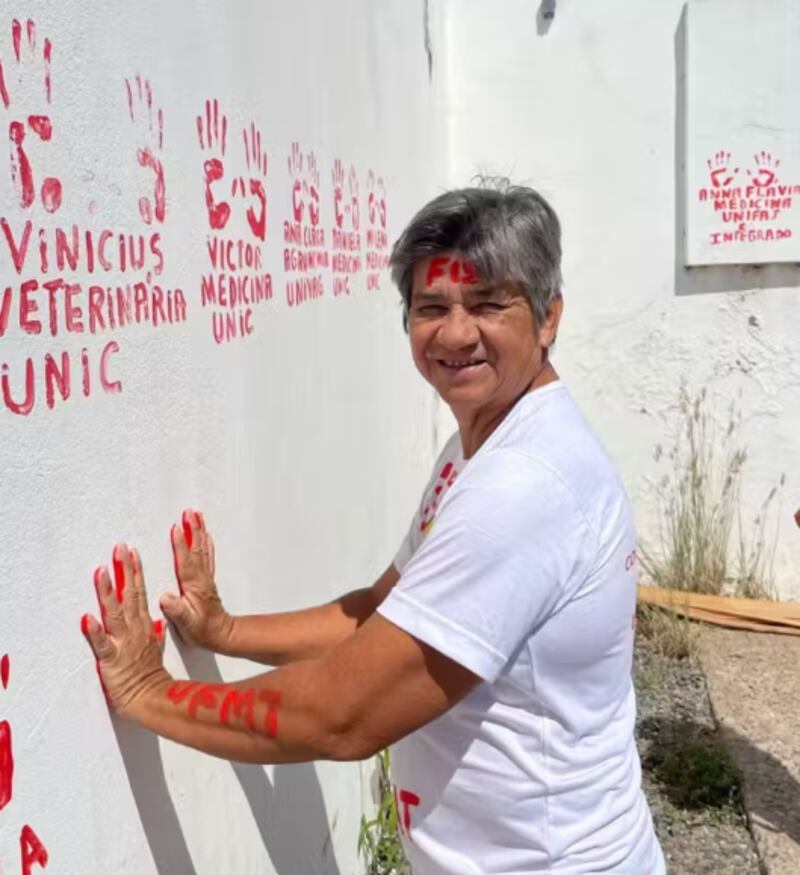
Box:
[378,449,597,682]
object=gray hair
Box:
[390,180,562,328]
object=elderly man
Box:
[82,183,665,874]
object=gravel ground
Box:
[634,636,762,875]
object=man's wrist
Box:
[124,668,174,725]
[209,611,237,655]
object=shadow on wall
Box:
[536,0,557,36]
[672,4,800,297]
[113,644,342,875]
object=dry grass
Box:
[639,387,782,602]
[636,602,698,661]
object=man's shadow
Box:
[638,714,800,847]
[112,642,342,875]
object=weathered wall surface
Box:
[0,1,440,872]
[436,0,800,598]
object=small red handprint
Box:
[126,75,165,224]
[367,170,387,229]
[706,151,738,189]
[333,160,360,231]
[196,98,230,230]
[0,19,61,212]
[747,151,780,188]
[232,122,268,241]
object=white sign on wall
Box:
[684,0,800,265]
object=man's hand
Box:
[159,510,234,651]
[81,544,170,717]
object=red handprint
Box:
[332,158,346,229]
[232,122,268,241]
[747,150,780,188]
[196,98,230,230]
[706,151,738,189]
[126,75,165,224]
[288,141,305,223]
[367,170,387,229]
[0,19,62,212]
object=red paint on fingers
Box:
[0,720,14,811]
[80,614,90,637]
[182,511,193,548]
[113,546,125,602]
[1,653,8,689]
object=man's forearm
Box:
[217,588,378,665]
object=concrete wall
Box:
[435,0,800,598]
[0,1,440,872]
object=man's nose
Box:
[437,306,479,348]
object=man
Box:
[82,183,665,874]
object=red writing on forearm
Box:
[20,824,48,874]
[0,720,14,811]
[167,682,282,738]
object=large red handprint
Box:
[0,19,62,212]
[126,75,165,224]
[196,98,230,230]
[706,151,738,190]
[747,151,780,188]
[233,122,268,240]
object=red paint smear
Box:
[125,78,134,121]
[0,60,9,109]
[152,619,165,643]
[113,546,125,602]
[20,823,48,874]
[259,689,282,738]
[0,654,8,689]
[12,19,22,62]
[425,256,449,286]
[80,614,90,637]
[441,462,453,479]
[43,37,51,103]
[167,680,200,704]
[219,688,257,732]
[26,20,35,50]
[0,721,13,811]
[187,683,225,719]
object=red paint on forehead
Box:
[424,256,479,287]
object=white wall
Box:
[0,1,441,872]
[435,0,800,598]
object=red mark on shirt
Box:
[394,786,421,837]
[420,460,459,533]
[425,257,479,287]
[20,824,48,874]
[1,653,9,689]
[0,720,14,811]
[625,550,637,571]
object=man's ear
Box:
[539,295,564,348]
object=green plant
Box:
[645,721,744,812]
[358,750,411,875]
[639,386,782,600]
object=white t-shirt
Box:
[378,382,664,875]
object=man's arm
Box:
[82,546,479,764]
[159,510,400,665]
[216,564,400,665]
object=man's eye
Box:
[416,305,447,315]
[473,302,505,313]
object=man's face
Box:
[408,252,557,415]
